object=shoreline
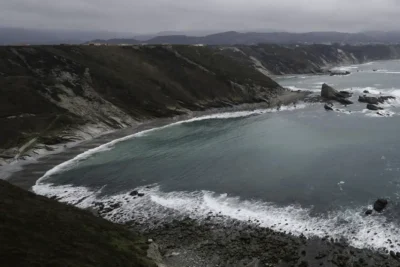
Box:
[4,88,400,266]
[4,90,310,191]
[138,218,400,267]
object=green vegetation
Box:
[0,180,156,267]
[0,45,281,154]
[1,44,399,157]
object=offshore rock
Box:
[321,84,353,105]
[373,199,388,212]
[367,104,383,111]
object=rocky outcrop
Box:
[367,104,384,111]
[329,71,351,76]
[339,91,353,98]
[324,103,334,111]
[359,95,396,105]
[321,84,353,105]
[359,96,379,105]
[379,96,396,102]
[365,209,373,215]
[373,199,388,212]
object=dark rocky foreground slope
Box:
[1,44,400,163]
[0,179,155,267]
[2,174,400,267]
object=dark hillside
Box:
[0,180,155,267]
[0,45,281,160]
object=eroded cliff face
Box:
[0,45,282,161]
[1,44,400,163]
[220,44,400,75]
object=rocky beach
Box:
[3,45,400,267]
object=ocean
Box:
[33,60,400,254]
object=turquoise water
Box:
[34,60,400,253]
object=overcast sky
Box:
[0,0,399,34]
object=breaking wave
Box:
[33,183,400,254]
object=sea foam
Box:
[34,182,400,254]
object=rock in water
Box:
[365,209,373,215]
[339,91,353,98]
[324,103,334,111]
[363,90,370,94]
[321,84,353,105]
[367,104,383,111]
[378,96,396,103]
[321,83,339,99]
[373,199,388,212]
[359,96,379,105]
[329,71,351,76]
[336,98,353,105]
[359,95,395,105]
[130,190,139,196]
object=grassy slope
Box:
[2,44,398,154]
[0,180,155,267]
[0,45,281,152]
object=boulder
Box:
[321,84,353,105]
[94,202,105,211]
[324,103,334,111]
[130,190,139,196]
[373,199,388,212]
[365,209,373,215]
[138,193,145,197]
[110,203,121,209]
[378,96,396,103]
[359,96,379,105]
[339,91,353,98]
[360,95,396,105]
[367,104,383,111]
[321,83,337,99]
[336,98,353,105]
[329,71,351,76]
[363,90,370,94]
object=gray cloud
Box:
[0,0,399,34]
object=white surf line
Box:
[33,105,307,189]
[33,183,400,254]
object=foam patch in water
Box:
[33,183,400,254]
[365,110,396,118]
